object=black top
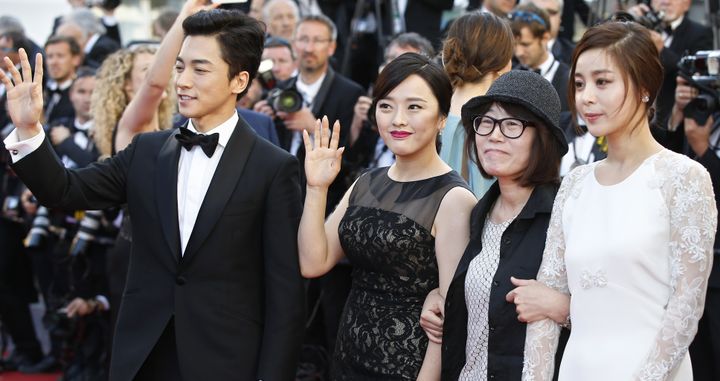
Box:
[442,182,567,380]
[332,167,468,380]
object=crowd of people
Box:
[0,0,718,380]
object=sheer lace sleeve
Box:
[522,165,592,381]
[637,153,717,380]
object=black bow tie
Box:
[533,68,542,75]
[664,24,673,36]
[175,127,220,158]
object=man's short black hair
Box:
[182,9,266,99]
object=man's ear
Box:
[72,54,82,70]
[542,31,551,45]
[231,71,250,96]
[328,40,337,57]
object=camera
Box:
[257,59,304,113]
[69,210,103,257]
[266,87,304,113]
[678,51,720,124]
[612,8,666,33]
[26,206,51,248]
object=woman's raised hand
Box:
[303,116,344,189]
[0,49,44,136]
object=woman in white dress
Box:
[522,21,717,381]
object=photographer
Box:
[668,75,720,381]
[628,0,712,128]
[254,14,363,368]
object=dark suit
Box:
[656,15,713,129]
[52,16,122,46]
[551,61,571,112]
[11,116,305,381]
[551,37,576,66]
[84,34,121,69]
[277,68,362,355]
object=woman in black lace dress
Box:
[298,53,477,380]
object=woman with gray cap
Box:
[421,70,572,380]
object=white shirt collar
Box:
[74,118,93,131]
[186,112,238,149]
[670,15,684,31]
[84,33,101,54]
[47,77,74,91]
[547,38,556,51]
[538,53,556,76]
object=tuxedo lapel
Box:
[182,117,257,263]
[156,129,183,262]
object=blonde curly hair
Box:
[91,45,176,157]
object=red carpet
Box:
[0,372,60,381]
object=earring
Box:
[641,95,649,103]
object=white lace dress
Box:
[522,150,717,381]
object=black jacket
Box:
[442,182,567,380]
[84,34,121,69]
[656,15,713,128]
[551,37,576,66]
[551,60,571,112]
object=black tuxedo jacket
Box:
[551,61,571,112]
[12,117,305,381]
[656,16,713,128]
[551,37,576,66]
[84,34,121,69]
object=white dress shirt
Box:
[290,72,325,156]
[537,53,560,83]
[177,112,238,255]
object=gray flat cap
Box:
[461,70,568,155]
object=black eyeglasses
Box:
[473,115,533,139]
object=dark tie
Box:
[175,127,220,158]
[533,68,542,75]
[664,24,673,36]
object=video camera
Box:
[678,50,720,124]
[256,59,304,114]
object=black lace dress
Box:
[331,167,468,380]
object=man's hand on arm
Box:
[50,126,71,146]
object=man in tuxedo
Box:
[56,8,120,69]
[629,0,712,129]
[1,9,304,381]
[255,13,362,359]
[511,4,570,111]
[43,36,82,125]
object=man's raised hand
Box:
[0,48,44,139]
